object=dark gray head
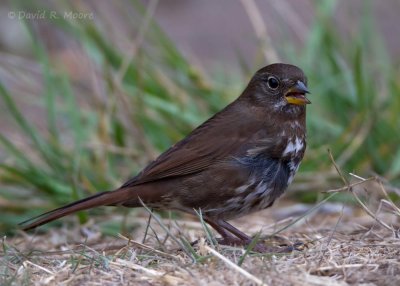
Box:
[243,63,310,116]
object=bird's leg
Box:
[204,218,243,245]
[216,220,303,253]
[205,218,253,247]
[205,219,275,252]
[190,217,301,253]
[190,218,239,248]
[216,220,252,241]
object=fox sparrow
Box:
[21,63,310,251]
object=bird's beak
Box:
[284,81,311,105]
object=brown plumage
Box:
[20,63,310,251]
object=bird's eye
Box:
[267,76,279,90]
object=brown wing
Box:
[122,102,263,187]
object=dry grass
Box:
[2,175,400,286]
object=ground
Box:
[2,192,400,286]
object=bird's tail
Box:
[19,188,133,231]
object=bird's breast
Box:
[222,135,306,217]
[281,135,306,185]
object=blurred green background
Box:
[0,0,399,233]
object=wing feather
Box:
[122,103,262,187]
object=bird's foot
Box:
[215,237,266,252]
[190,237,304,253]
[216,237,304,253]
[275,241,305,253]
[216,237,247,247]
[258,241,305,253]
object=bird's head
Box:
[244,63,310,117]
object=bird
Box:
[20,63,310,251]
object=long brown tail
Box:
[19,188,134,231]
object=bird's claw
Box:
[215,237,305,253]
